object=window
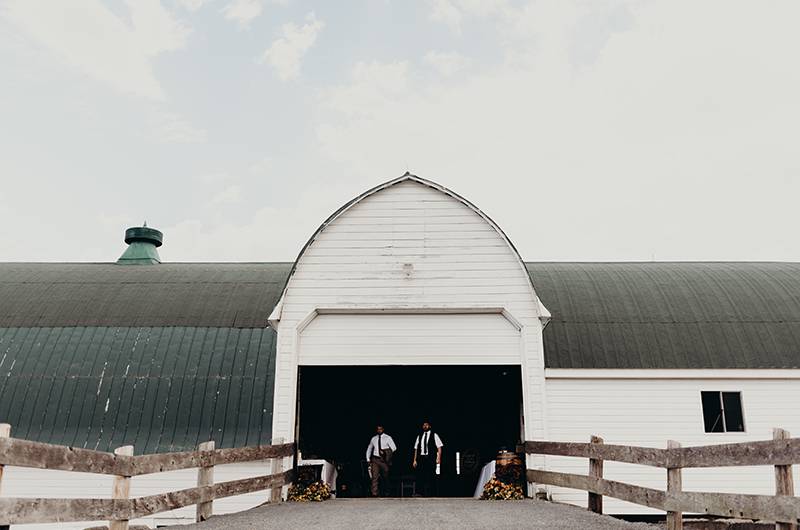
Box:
[701,391,745,433]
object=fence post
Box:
[588,435,604,514]
[0,423,10,530]
[109,445,134,530]
[269,437,285,503]
[774,428,796,530]
[666,440,683,530]
[196,440,215,522]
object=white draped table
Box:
[473,460,495,498]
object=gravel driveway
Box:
[171,498,661,529]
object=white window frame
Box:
[702,390,746,434]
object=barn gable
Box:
[269,174,550,326]
[268,174,551,449]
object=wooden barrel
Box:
[495,450,523,484]
[496,450,522,468]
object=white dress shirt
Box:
[366,433,397,461]
[414,432,443,456]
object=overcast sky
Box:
[1,0,798,263]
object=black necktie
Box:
[378,434,382,454]
[423,432,428,455]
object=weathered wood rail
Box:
[0,424,295,528]
[525,428,798,530]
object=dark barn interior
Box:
[297,365,523,497]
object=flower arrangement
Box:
[495,462,522,484]
[479,477,524,500]
[287,480,332,502]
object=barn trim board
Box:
[297,311,523,365]
[545,369,800,380]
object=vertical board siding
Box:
[544,375,800,514]
[273,179,548,445]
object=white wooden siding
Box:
[272,178,548,450]
[2,463,274,529]
[544,372,800,514]
[299,313,521,365]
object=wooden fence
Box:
[0,424,295,528]
[525,428,798,530]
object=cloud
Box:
[315,1,800,261]
[248,156,273,175]
[424,51,470,76]
[199,171,236,183]
[427,0,511,34]
[222,0,262,28]
[428,0,462,34]
[149,109,207,143]
[176,0,211,11]
[210,184,243,205]
[162,188,335,261]
[322,61,409,118]
[260,12,324,81]
[2,0,190,100]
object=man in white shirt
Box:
[365,424,397,497]
[412,421,443,496]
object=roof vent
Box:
[117,223,163,265]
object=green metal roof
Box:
[2,262,800,367]
[0,263,291,328]
[1,261,799,451]
[527,262,800,369]
[0,326,276,452]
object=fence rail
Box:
[0,424,295,528]
[525,438,800,469]
[0,438,294,477]
[525,428,798,530]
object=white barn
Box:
[267,174,800,512]
[0,173,798,527]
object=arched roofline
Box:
[268,172,549,326]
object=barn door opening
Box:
[296,365,523,497]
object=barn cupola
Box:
[117,223,163,265]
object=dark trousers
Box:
[370,456,390,496]
[416,455,437,496]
